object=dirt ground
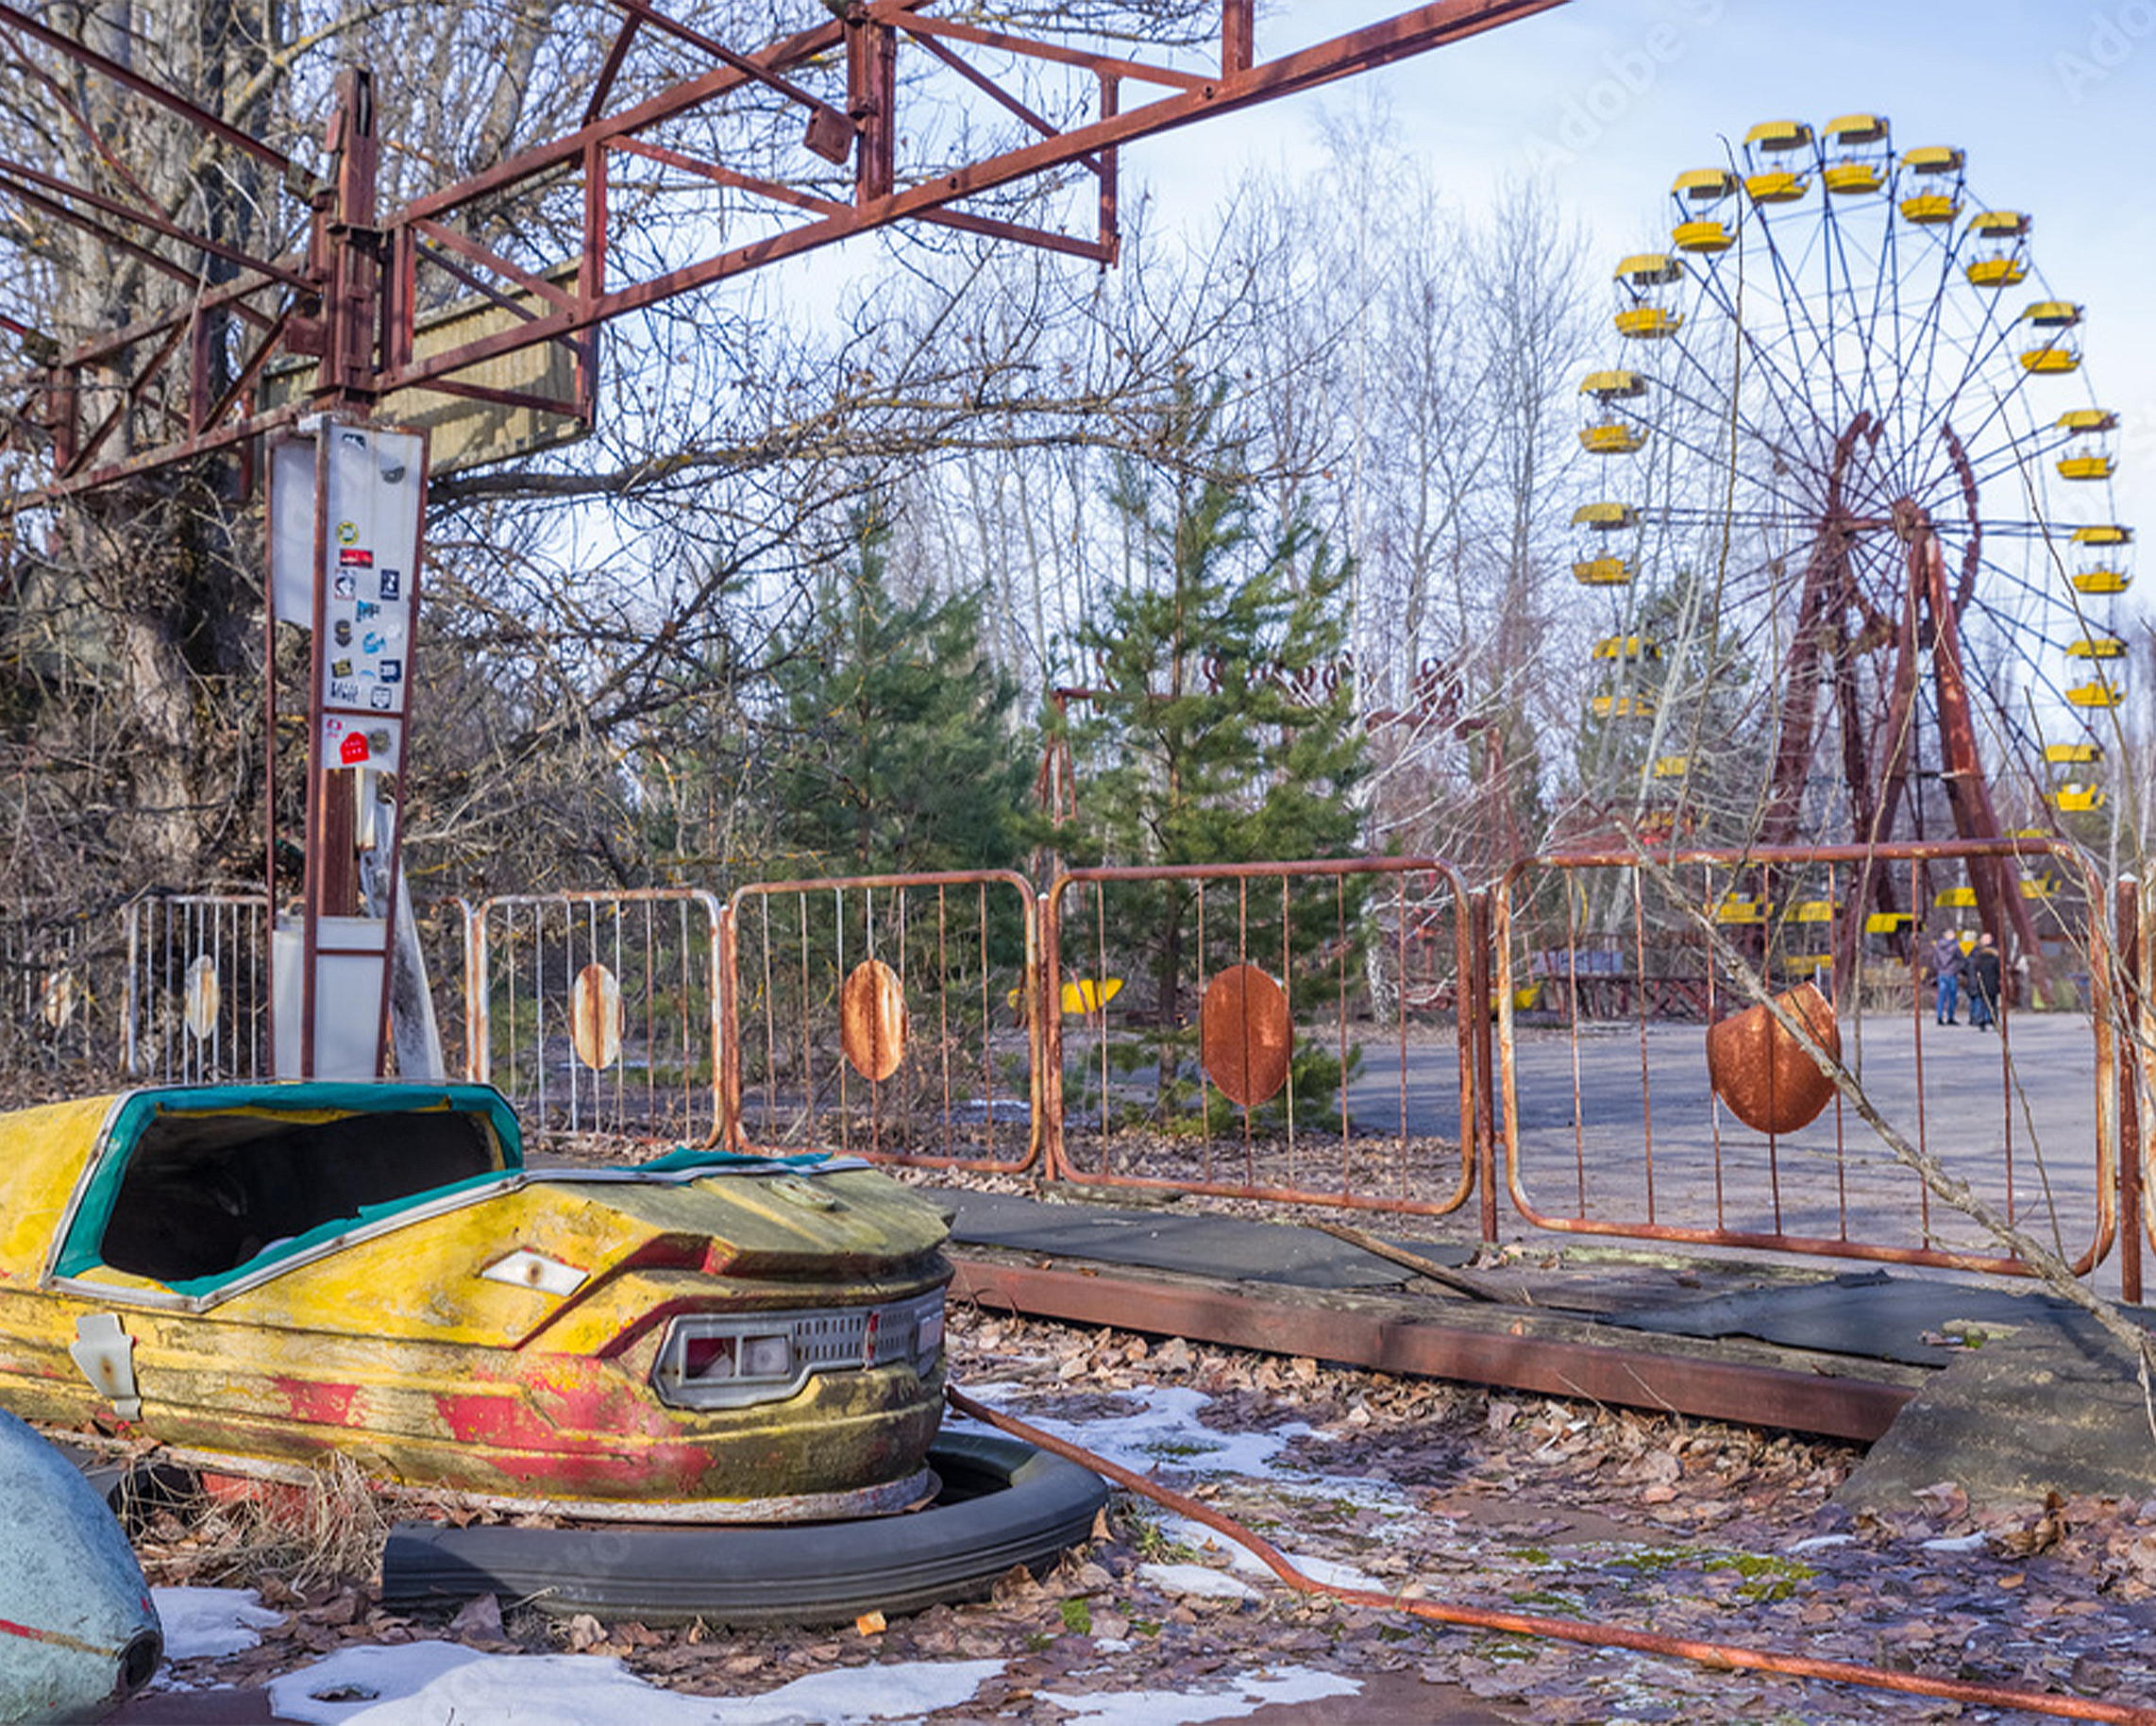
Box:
[122,1304,2156,1723]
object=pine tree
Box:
[766,498,1031,878]
[1062,382,1367,1122]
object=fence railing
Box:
[34,837,2143,1298]
[1041,858,1476,1215]
[720,871,1038,1172]
[122,893,271,1085]
[1494,839,2117,1278]
[0,900,120,1077]
[462,889,722,1142]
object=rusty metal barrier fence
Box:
[1494,839,2117,1278]
[1041,858,1475,1214]
[0,900,119,1078]
[123,893,271,1084]
[445,844,2145,1293]
[463,889,722,1142]
[720,871,1039,1172]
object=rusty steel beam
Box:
[0,0,297,175]
[14,0,1569,500]
[950,1257,1916,1442]
[377,0,1567,393]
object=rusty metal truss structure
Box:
[0,0,1564,503]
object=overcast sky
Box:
[1128,0,2153,618]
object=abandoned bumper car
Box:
[0,1081,955,1519]
[0,1082,1105,1620]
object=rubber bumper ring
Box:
[379,1430,1109,1625]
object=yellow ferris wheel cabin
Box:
[1669,169,1738,253]
[1963,211,2030,288]
[1742,120,1812,204]
[1578,371,1648,454]
[1896,145,1963,225]
[1571,502,1638,583]
[1822,112,1890,194]
[2019,300,2083,375]
[1612,253,1685,338]
[2056,408,2117,481]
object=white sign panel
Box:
[317,425,422,771]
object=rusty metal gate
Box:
[463,889,722,1141]
[1041,858,1476,1214]
[1494,839,2120,1281]
[451,841,2148,1296]
[123,893,271,1084]
[720,871,1039,1172]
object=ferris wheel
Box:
[1571,114,2131,948]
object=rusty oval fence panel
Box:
[1042,858,1475,1216]
[1493,839,2117,1280]
[122,894,270,1085]
[721,871,1040,1172]
[463,889,722,1142]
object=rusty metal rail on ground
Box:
[947,1255,1915,1444]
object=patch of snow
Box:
[1039,1665,1361,1725]
[1920,1532,1989,1553]
[1149,1514,1385,1595]
[956,1384,1309,1480]
[266,1643,1004,1726]
[155,1586,286,1660]
[1790,1533,1854,1552]
[1135,1563,1259,1601]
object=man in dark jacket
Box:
[1929,928,1964,1025]
[1969,932,2003,1031]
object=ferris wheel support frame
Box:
[1918,522,2047,979]
[1746,399,2044,992]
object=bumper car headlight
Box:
[652,1291,944,1411]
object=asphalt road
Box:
[1344,1007,2123,1296]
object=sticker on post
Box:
[379,570,401,601]
[332,574,356,600]
[340,732,370,766]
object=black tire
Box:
[379,1430,1107,1625]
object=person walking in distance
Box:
[1929,926,1964,1026]
[1969,931,2003,1031]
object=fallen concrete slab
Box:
[1837,1317,2156,1512]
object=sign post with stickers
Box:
[266,418,428,1079]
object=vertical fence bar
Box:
[2119,875,2144,1306]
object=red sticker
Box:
[340,733,369,766]
[338,549,373,567]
